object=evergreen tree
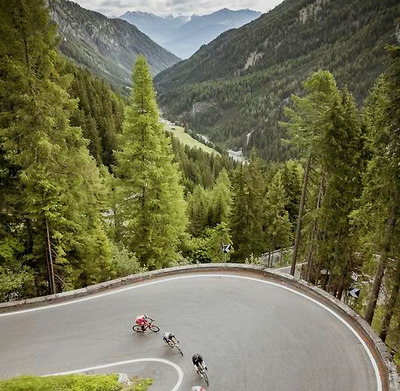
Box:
[0,0,113,296]
[230,152,265,261]
[316,87,365,296]
[279,160,303,226]
[264,171,292,267]
[63,63,125,169]
[283,71,365,296]
[357,46,400,327]
[187,185,210,237]
[209,168,232,227]
[114,55,187,269]
[282,71,339,274]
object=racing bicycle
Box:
[197,363,209,386]
[167,339,183,355]
[132,319,160,333]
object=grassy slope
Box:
[0,374,153,391]
[164,124,220,155]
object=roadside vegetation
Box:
[0,374,152,391]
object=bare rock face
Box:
[48,0,180,93]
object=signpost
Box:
[222,244,232,254]
[222,243,232,262]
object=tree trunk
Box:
[365,208,396,324]
[327,229,343,296]
[291,154,312,275]
[336,261,349,300]
[17,0,31,72]
[45,217,56,295]
[379,261,400,342]
[25,218,34,254]
[305,171,326,283]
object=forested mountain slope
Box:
[49,0,180,94]
[155,0,400,161]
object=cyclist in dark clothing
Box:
[192,353,207,373]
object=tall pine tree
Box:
[230,152,265,261]
[283,71,365,296]
[357,47,400,328]
[114,55,187,269]
[0,0,113,297]
[264,171,292,267]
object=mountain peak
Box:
[120,8,262,58]
[49,0,180,93]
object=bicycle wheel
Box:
[176,345,184,355]
[149,325,160,332]
[132,325,145,332]
[202,371,209,386]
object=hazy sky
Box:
[72,0,286,17]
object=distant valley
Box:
[119,8,262,59]
[155,0,400,161]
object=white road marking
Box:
[1,273,382,391]
[45,357,183,391]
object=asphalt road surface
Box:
[0,273,381,391]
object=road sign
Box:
[349,287,360,298]
[222,244,232,253]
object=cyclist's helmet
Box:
[192,353,203,364]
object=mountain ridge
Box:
[49,0,180,94]
[119,8,262,58]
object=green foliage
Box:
[279,160,303,226]
[264,171,292,257]
[0,375,153,391]
[0,265,36,302]
[210,169,232,227]
[187,185,210,237]
[166,125,218,155]
[0,0,113,297]
[230,152,266,260]
[355,45,400,340]
[111,242,144,277]
[284,70,365,295]
[244,254,263,265]
[0,374,120,391]
[60,62,125,169]
[183,223,232,263]
[114,56,188,269]
[171,136,234,194]
[133,378,153,391]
